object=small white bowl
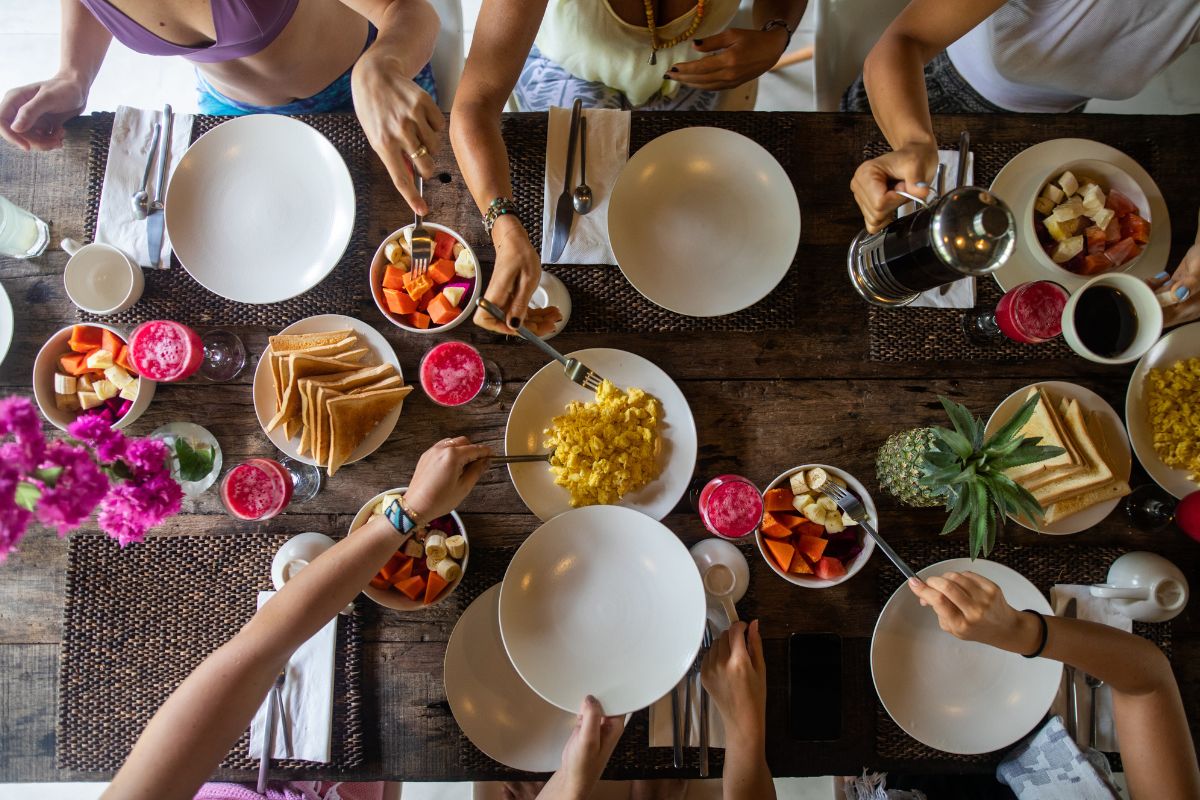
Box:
[61,239,144,316]
[349,486,468,611]
[1028,159,1151,278]
[32,323,156,432]
[755,464,877,589]
[369,223,481,334]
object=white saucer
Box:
[530,271,572,339]
[270,532,337,590]
[690,538,750,607]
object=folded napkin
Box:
[96,105,194,268]
[1050,585,1128,753]
[647,608,727,748]
[248,591,337,763]
[997,715,1121,799]
[540,107,630,265]
[901,149,976,309]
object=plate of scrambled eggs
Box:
[505,348,697,522]
[1126,321,1200,498]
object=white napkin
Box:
[1050,585,1129,753]
[903,149,976,309]
[247,591,337,762]
[648,608,728,748]
[540,107,630,265]
[96,105,194,268]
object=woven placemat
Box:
[57,532,366,773]
[80,112,370,328]
[866,138,1159,362]
[502,113,802,334]
[873,540,1172,765]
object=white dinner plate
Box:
[445,584,578,772]
[985,381,1131,535]
[504,347,697,522]
[499,505,707,716]
[871,558,1062,755]
[1126,321,1200,498]
[989,138,1170,292]
[165,114,355,304]
[608,127,800,317]
[251,314,403,467]
[0,280,12,367]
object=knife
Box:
[147,104,173,268]
[1062,597,1079,742]
[549,98,583,263]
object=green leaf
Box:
[949,464,977,485]
[919,464,967,487]
[940,486,973,534]
[174,438,216,483]
[982,394,1041,451]
[986,444,1066,473]
[32,466,63,486]
[14,482,41,512]
[939,396,981,448]
[969,481,989,560]
[933,426,973,461]
[922,449,958,470]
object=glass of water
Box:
[0,194,50,259]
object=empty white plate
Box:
[871,558,1062,755]
[166,114,355,304]
[499,506,706,716]
[608,127,800,317]
[1126,321,1200,498]
[0,280,12,367]
[445,584,578,772]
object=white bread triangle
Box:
[1005,387,1082,483]
[1030,401,1117,508]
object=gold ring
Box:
[409,145,429,160]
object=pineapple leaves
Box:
[938,396,983,450]
[986,443,1066,472]
[940,484,972,535]
[968,481,988,560]
[932,426,973,461]
[983,394,1041,451]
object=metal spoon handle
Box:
[579,117,587,186]
[140,123,161,194]
[152,105,173,204]
[478,298,570,366]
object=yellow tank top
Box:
[534,0,741,107]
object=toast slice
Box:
[1006,387,1081,483]
[267,329,354,352]
[1029,399,1115,507]
[1043,477,1131,524]
[266,349,370,433]
[326,385,414,476]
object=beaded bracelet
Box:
[1021,609,1048,658]
[483,196,521,235]
[761,18,795,49]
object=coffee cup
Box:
[1089,551,1188,623]
[1061,273,1164,365]
[61,238,143,315]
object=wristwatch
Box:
[761,18,795,49]
[384,497,421,536]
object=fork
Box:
[698,621,713,777]
[257,670,287,793]
[410,175,432,278]
[683,623,710,754]
[817,481,918,581]
[478,298,605,391]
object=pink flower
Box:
[68,414,128,464]
[121,438,171,480]
[36,442,109,536]
[97,470,182,547]
[0,396,45,473]
[0,464,33,563]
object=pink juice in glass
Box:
[221,458,293,521]
[995,281,1068,344]
[127,320,203,382]
[421,341,485,407]
[699,475,763,539]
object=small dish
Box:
[531,270,572,339]
[690,538,750,608]
[271,532,337,590]
[61,238,144,315]
[369,222,480,334]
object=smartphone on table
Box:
[787,632,842,740]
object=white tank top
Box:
[946,0,1200,112]
[534,0,740,107]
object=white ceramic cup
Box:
[61,238,143,315]
[1061,272,1164,364]
[1090,551,1189,623]
[702,563,741,624]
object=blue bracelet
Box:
[384,498,418,536]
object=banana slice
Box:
[425,532,448,561]
[445,534,467,559]
[403,539,424,559]
[817,496,838,512]
[801,502,827,525]
[831,476,847,488]
[436,559,462,582]
[426,554,443,571]
[791,493,814,514]
[805,468,829,491]
[788,471,811,495]
[842,511,858,526]
[824,515,846,534]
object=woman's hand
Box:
[401,436,491,521]
[701,620,768,747]
[908,573,1042,655]
[554,695,624,798]
[669,28,789,91]
[850,141,940,233]
[351,48,443,216]
[474,216,562,336]
[0,75,88,151]
[1147,240,1200,328]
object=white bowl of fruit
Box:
[32,323,155,432]
[756,465,876,588]
[350,487,469,610]
[370,223,480,333]
[1030,160,1151,278]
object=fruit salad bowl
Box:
[369,223,480,334]
[756,464,876,589]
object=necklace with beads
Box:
[643,0,705,65]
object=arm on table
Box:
[103,438,491,800]
[910,573,1200,800]
[450,0,560,337]
[670,0,807,92]
[0,0,112,151]
[703,621,776,800]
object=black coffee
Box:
[1074,286,1137,358]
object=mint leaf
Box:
[175,438,215,482]
[14,482,41,512]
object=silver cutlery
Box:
[147,104,172,269]
[670,679,683,768]
[1086,673,1104,749]
[572,116,593,216]
[478,298,605,391]
[699,622,713,777]
[489,453,552,465]
[955,130,971,189]
[410,175,432,277]
[257,669,286,793]
[550,98,583,262]
[1063,598,1079,742]
[816,482,917,581]
[130,122,160,221]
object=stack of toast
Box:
[265,329,412,476]
[1006,387,1130,526]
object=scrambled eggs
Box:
[1145,357,1200,481]
[543,380,662,507]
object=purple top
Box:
[79,0,299,63]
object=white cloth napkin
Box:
[648,608,728,748]
[96,105,194,268]
[247,591,337,762]
[902,149,976,309]
[1050,585,1128,753]
[540,107,630,265]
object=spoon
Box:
[703,563,740,625]
[130,122,161,221]
[572,117,593,215]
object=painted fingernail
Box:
[663,74,671,80]
[1176,286,1190,301]
[694,38,703,45]
[510,316,522,328]
[908,577,922,590]
[1154,271,1170,281]
[669,67,679,73]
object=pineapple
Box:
[876,396,1065,558]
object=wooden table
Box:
[1,112,1197,784]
